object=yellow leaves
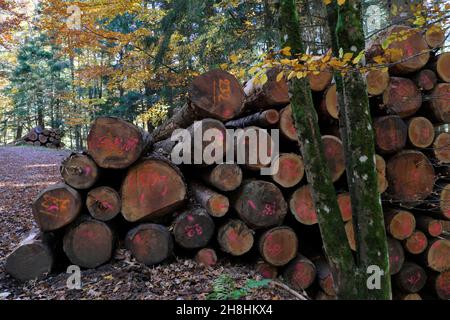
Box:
[373,56,386,64]
[220,63,228,70]
[248,66,259,75]
[296,71,307,79]
[280,58,292,65]
[259,73,268,86]
[229,54,239,64]
[352,50,365,65]
[280,46,291,56]
[413,15,426,27]
[276,71,284,82]
[384,48,403,62]
[253,72,268,87]
[337,0,346,6]
[390,4,398,16]
[323,0,332,5]
[342,52,353,63]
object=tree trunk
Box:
[280,0,358,299]
[327,0,392,299]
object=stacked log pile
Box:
[5,26,450,300]
[17,126,64,148]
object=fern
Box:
[207,274,271,300]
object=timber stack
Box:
[16,126,64,149]
[5,25,450,300]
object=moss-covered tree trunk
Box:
[278,0,360,299]
[326,0,392,300]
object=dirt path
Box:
[0,146,295,300]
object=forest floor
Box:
[0,146,297,300]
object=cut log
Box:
[386,150,435,205]
[415,215,443,237]
[403,230,428,255]
[289,185,317,225]
[428,83,450,123]
[322,135,345,182]
[283,255,316,290]
[413,69,437,91]
[384,209,416,240]
[423,239,450,272]
[308,66,333,92]
[195,248,217,266]
[121,158,186,222]
[407,117,435,148]
[425,26,446,49]
[382,77,422,118]
[235,126,272,170]
[244,68,289,110]
[428,270,450,300]
[279,105,298,142]
[233,180,287,229]
[314,257,336,296]
[258,226,298,266]
[395,293,422,300]
[255,260,278,279]
[319,84,339,120]
[225,109,280,128]
[431,182,450,219]
[32,183,82,232]
[63,217,114,268]
[432,53,450,82]
[374,116,407,154]
[33,141,41,146]
[345,221,356,251]
[153,70,245,141]
[433,132,450,164]
[172,208,215,249]
[27,131,38,141]
[394,262,427,293]
[366,69,390,96]
[5,230,54,281]
[86,186,121,221]
[270,153,304,188]
[125,223,173,265]
[217,219,254,256]
[190,180,229,218]
[200,164,242,192]
[38,134,48,144]
[337,193,352,222]
[87,117,151,169]
[388,237,405,275]
[60,153,99,189]
[376,154,388,193]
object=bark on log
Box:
[5,230,54,281]
[60,153,99,189]
[279,105,298,142]
[172,208,214,249]
[407,117,435,148]
[153,70,245,141]
[283,255,316,290]
[86,186,121,221]
[270,153,304,188]
[422,239,450,272]
[382,77,422,118]
[388,237,405,275]
[32,183,82,232]
[289,185,317,225]
[413,69,437,91]
[374,115,407,154]
[403,230,428,255]
[87,117,151,169]
[63,217,114,268]
[244,68,290,110]
[366,69,390,96]
[225,109,280,128]
[217,219,254,256]
[386,150,435,205]
[258,226,298,266]
[125,223,173,265]
[384,209,416,240]
[322,135,345,182]
[195,248,217,266]
[200,164,242,192]
[121,158,186,222]
[233,180,287,229]
[394,262,427,293]
[189,180,229,217]
[428,83,450,123]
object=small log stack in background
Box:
[15,126,64,148]
[5,27,450,300]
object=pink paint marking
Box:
[84,166,92,176]
[187,214,194,222]
[247,199,257,210]
[47,205,59,212]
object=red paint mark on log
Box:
[247,199,257,210]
